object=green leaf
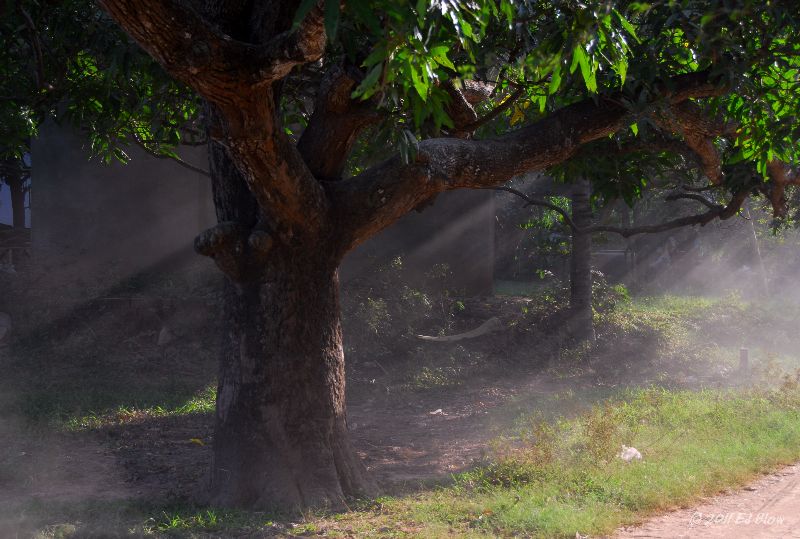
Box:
[548,65,562,95]
[460,19,474,39]
[630,123,639,136]
[614,9,641,44]
[362,47,388,68]
[572,46,596,92]
[409,62,428,100]
[614,56,629,85]
[347,0,381,33]
[430,45,455,70]
[352,64,382,99]
[415,0,427,20]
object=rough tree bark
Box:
[198,118,374,507]
[98,0,732,511]
[210,247,369,508]
[569,179,594,342]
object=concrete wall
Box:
[32,125,494,295]
[31,124,215,287]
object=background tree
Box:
[4,0,800,511]
[0,158,28,229]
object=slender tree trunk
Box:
[2,158,26,229]
[569,179,594,341]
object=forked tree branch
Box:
[329,70,729,253]
[98,0,326,105]
[100,0,330,235]
[297,65,382,181]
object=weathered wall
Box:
[31,125,495,295]
[31,124,215,289]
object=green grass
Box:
[63,385,216,430]
[316,384,800,538]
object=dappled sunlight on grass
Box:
[64,385,216,431]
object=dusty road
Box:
[614,463,800,538]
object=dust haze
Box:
[2,138,800,536]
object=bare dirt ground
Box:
[98,370,571,500]
[613,463,800,539]
[0,368,569,518]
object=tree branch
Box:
[494,186,578,229]
[97,0,326,105]
[650,101,733,185]
[459,86,525,133]
[132,136,210,177]
[766,161,800,218]
[18,6,46,90]
[297,65,381,181]
[329,70,724,253]
[664,191,721,211]
[497,184,748,238]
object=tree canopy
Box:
[3,1,800,230]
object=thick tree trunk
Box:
[209,252,373,509]
[569,179,594,342]
[203,133,373,510]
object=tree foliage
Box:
[0,1,199,163]
[4,0,800,216]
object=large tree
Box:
[5,0,800,510]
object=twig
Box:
[132,136,211,177]
[664,192,722,211]
[461,86,526,132]
[494,185,578,229]
[493,186,748,238]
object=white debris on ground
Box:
[619,445,642,462]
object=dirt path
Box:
[613,463,800,538]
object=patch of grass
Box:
[396,386,800,537]
[64,385,216,430]
[310,383,800,538]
